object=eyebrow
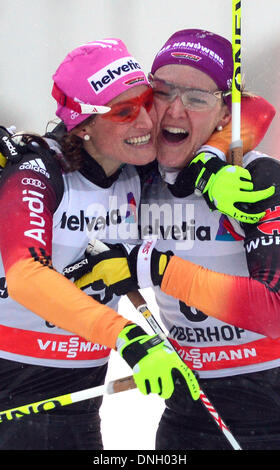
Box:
[153,77,218,94]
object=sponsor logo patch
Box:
[124,76,145,86]
[171,52,201,61]
[88,56,142,94]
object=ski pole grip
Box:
[126,290,147,309]
[107,375,136,394]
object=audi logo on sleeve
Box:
[21,177,47,190]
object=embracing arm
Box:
[0,165,129,350]
[6,258,128,349]
[162,254,280,338]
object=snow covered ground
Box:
[100,290,166,451]
[101,350,165,451]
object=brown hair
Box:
[59,115,96,172]
[14,127,85,173]
[59,133,84,171]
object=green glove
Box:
[117,324,200,400]
[191,152,275,223]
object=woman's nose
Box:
[134,105,155,129]
[165,96,187,118]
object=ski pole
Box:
[88,239,242,450]
[126,289,242,451]
[0,375,136,423]
[230,0,243,165]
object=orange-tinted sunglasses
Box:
[101,88,154,123]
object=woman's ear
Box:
[217,106,231,130]
[73,127,88,140]
[72,117,96,140]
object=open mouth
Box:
[162,126,189,143]
[125,133,151,146]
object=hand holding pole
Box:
[230,0,243,166]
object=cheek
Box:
[149,105,158,128]
[94,122,124,145]
[190,112,218,141]
[154,99,168,122]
